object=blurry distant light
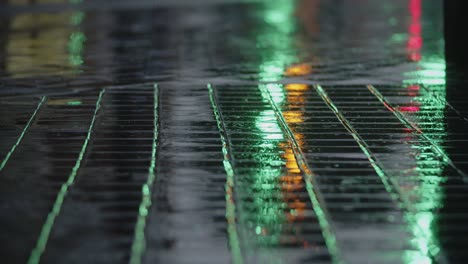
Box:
[408,85,420,91]
[398,105,420,112]
[285,63,312,76]
[285,83,308,92]
[67,101,83,106]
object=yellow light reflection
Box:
[285,83,309,92]
[285,63,312,77]
[282,83,308,124]
[7,13,71,76]
[280,83,309,226]
[280,146,306,223]
[283,111,304,124]
[6,1,85,77]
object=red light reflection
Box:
[407,0,422,62]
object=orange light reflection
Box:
[285,64,312,77]
[280,83,310,225]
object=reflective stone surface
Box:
[1,0,467,263]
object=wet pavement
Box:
[1,0,467,263]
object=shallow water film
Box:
[1,0,468,263]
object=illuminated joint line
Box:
[0,96,46,172]
[314,84,447,264]
[28,89,106,264]
[129,84,160,264]
[207,84,243,264]
[367,84,468,181]
[259,85,343,264]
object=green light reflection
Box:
[68,0,85,68]
[247,109,286,248]
[401,8,446,264]
[66,100,82,106]
[238,0,298,260]
[68,31,86,66]
[257,0,296,106]
[256,110,284,140]
[403,60,446,86]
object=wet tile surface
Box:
[1,0,468,263]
